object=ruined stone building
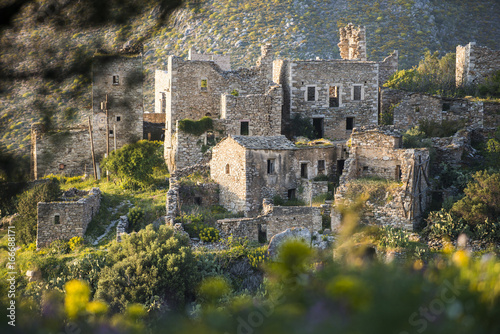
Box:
[31,53,144,179]
[37,187,101,247]
[456,42,500,87]
[333,126,430,229]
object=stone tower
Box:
[338,23,367,61]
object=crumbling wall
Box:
[456,43,500,87]
[178,183,219,208]
[293,145,338,179]
[378,51,399,88]
[338,23,367,61]
[220,86,282,136]
[37,188,101,247]
[143,113,165,141]
[188,48,231,71]
[31,123,93,179]
[297,180,329,204]
[483,102,500,128]
[215,217,262,241]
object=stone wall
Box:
[293,145,338,179]
[378,51,399,87]
[220,85,282,137]
[37,188,101,247]
[484,102,500,128]
[334,126,430,229]
[456,43,500,87]
[178,183,219,208]
[338,23,367,61]
[297,180,329,204]
[210,137,248,214]
[215,217,262,241]
[31,123,93,179]
[279,59,379,140]
[188,48,231,71]
[92,54,143,162]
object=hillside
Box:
[1,0,499,162]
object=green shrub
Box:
[247,246,268,269]
[378,226,410,249]
[178,116,213,136]
[313,174,329,181]
[287,114,315,139]
[425,209,470,240]
[127,207,144,232]
[95,225,198,312]
[101,140,165,190]
[199,227,220,243]
[48,239,71,254]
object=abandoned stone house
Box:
[333,126,430,229]
[37,187,101,248]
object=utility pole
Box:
[88,116,97,180]
[104,94,110,181]
[113,124,117,151]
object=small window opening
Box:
[415,106,420,113]
[109,129,114,135]
[313,118,324,139]
[205,112,212,117]
[396,165,402,181]
[307,86,316,101]
[194,197,202,205]
[240,121,249,136]
[200,79,208,91]
[337,159,345,176]
[300,163,308,178]
[161,92,166,113]
[113,75,119,85]
[346,117,354,131]
[353,85,362,101]
[329,86,339,107]
[116,116,121,122]
[442,103,450,111]
[54,214,60,224]
[206,131,215,146]
[288,189,296,200]
[363,166,369,171]
[59,163,65,170]
[267,159,275,174]
[225,164,230,174]
[318,160,325,173]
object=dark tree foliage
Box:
[13,178,61,245]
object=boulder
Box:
[268,227,311,259]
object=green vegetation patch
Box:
[345,177,401,206]
[178,116,213,136]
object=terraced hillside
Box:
[1,0,499,163]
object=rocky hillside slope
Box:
[1,0,499,161]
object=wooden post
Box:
[105,94,109,181]
[113,124,117,151]
[88,116,97,180]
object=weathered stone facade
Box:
[37,188,101,247]
[215,200,321,241]
[456,42,500,87]
[274,59,379,140]
[334,126,430,229]
[338,23,367,61]
[143,112,165,141]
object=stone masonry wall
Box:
[210,137,248,214]
[285,60,379,140]
[456,43,500,87]
[378,51,399,88]
[297,180,329,204]
[338,23,367,61]
[188,48,231,71]
[178,183,219,208]
[215,217,262,241]
[31,124,92,179]
[92,54,143,161]
[220,85,282,137]
[37,188,101,247]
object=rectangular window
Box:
[161,92,166,113]
[200,79,208,91]
[329,86,339,107]
[442,103,450,111]
[113,75,119,85]
[307,86,316,101]
[396,165,402,181]
[313,118,324,139]
[346,117,354,130]
[288,189,296,199]
[54,214,60,224]
[300,163,308,178]
[115,116,121,122]
[318,160,325,172]
[267,159,275,174]
[240,121,249,136]
[353,85,362,101]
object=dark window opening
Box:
[200,79,208,91]
[109,129,114,135]
[258,224,267,243]
[363,166,369,171]
[116,116,121,122]
[267,159,275,174]
[329,86,339,107]
[337,159,345,176]
[194,197,202,205]
[346,117,354,130]
[300,163,308,178]
[353,85,362,101]
[307,86,315,101]
[240,121,249,136]
[313,118,324,139]
[112,75,119,85]
[442,103,450,111]
[206,131,215,146]
[396,165,402,181]
[59,163,65,170]
[318,160,325,173]
[288,189,296,199]
[415,106,420,113]
[54,215,60,224]
[161,92,166,113]
[205,112,212,117]
[225,164,230,174]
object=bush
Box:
[95,225,198,312]
[199,227,220,243]
[451,171,500,226]
[127,207,144,232]
[14,179,61,245]
[425,209,470,240]
[378,226,410,249]
[287,114,315,139]
[68,236,83,251]
[101,140,165,189]
[178,116,213,136]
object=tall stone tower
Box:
[92,54,143,160]
[338,23,367,61]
